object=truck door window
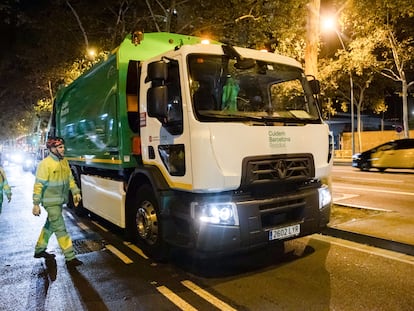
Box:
[164,61,183,135]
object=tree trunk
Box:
[305,0,320,78]
[401,77,409,138]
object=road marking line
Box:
[336,176,404,183]
[313,234,414,265]
[65,211,75,221]
[333,193,359,201]
[105,244,133,264]
[333,202,392,212]
[332,193,392,211]
[182,280,237,311]
[123,242,149,259]
[334,185,414,196]
[91,220,109,232]
[77,222,90,231]
[156,286,198,311]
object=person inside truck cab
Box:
[193,79,217,111]
[221,75,239,111]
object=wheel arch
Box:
[125,165,170,208]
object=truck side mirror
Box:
[146,61,168,82]
[147,85,168,119]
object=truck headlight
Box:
[191,202,239,226]
[318,185,332,210]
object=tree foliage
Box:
[0,0,313,141]
[318,0,414,144]
[1,0,413,142]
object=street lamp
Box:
[322,17,355,155]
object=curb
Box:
[323,227,414,256]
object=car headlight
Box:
[318,185,332,210]
[25,159,34,165]
[352,153,361,160]
[13,153,23,164]
[191,202,239,226]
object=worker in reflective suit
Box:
[32,136,83,268]
[0,161,12,213]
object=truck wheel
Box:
[128,184,169,261]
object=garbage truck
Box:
[52,31,333,260]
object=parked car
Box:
[352,138,414,172]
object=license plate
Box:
[269,224,300,241]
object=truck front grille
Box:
[241,153,315,187]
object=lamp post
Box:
[323,17,355,155]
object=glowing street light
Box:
[322,16,355,155]
[86,48,97,60]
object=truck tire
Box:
[127,184,169,262]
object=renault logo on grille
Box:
[275,160,288,179]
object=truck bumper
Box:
[166,184,331,255]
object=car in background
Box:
[352,138,414,172]
[22,152,36,172]
[31,146,49,174]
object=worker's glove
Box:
[7,194,11,203]
[73,194,82,207]
[32,204,41,216]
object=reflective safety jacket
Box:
[0,167,11,204]
[33,153,80,207]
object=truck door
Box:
[143,58,193,186]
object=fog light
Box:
[318,185,332,209]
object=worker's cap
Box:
[46,137,65,149]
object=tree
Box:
[342,0,414,138]
[0,0,318,141]
[379,30,414,138]
[319,0,414,154]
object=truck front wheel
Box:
[128,185,169,261]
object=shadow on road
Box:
[67,267,109,311]
[171,242,316,278]
[25,258,56,311]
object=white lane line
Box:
[123,242,149,259]
[332,193,391,211]
[313,234,414,266]
[156,286,198,311]
[333,193,359,201]
[334,185,414,196]
[77,222,90,231]
[65,211,75,221]
[333,202,392,212]
[182,280,237,311]
[336,176,405,183]
[105,244,133,264]
[91,220,109,232]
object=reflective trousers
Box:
[35,205,76,261]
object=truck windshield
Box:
[188,54,321,124]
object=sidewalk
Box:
[330,157,414,252]
[327,203,414,254]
